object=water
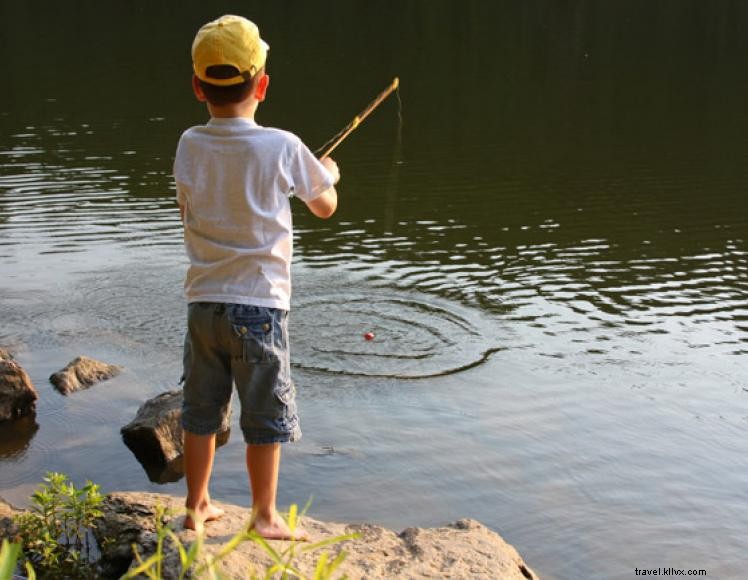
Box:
[2,2,748,578]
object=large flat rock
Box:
[95,491,537,579]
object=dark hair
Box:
[198,65,264,106]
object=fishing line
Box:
[394,83,404,151]
[383,86,404,232]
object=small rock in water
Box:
[121,390,187,467]
[364,332,375,341]
[0,349,38,422]
[49,356,121,395]
[121,390,230,481]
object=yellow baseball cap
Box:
[192,15,269,86]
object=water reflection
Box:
[122,428,231,485]
[0,413,39,460]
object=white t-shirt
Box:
[174,117,334,310]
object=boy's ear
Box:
[192,75,207,102]
[254,74,270,102]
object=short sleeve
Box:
[286,139,335,202]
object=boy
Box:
[174,14,339,539]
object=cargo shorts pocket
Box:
[275,380,295,407]
[273,380,298,426]
[227,305,275,364]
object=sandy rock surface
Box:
[49,355,121,395]
[95,491,537,580]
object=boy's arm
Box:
[304,157,339,219]
[179,204,185,222]
[305,187,337,219]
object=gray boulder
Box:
[121,391,229,479]
[94,491,538,580]
[0,349,38,422]
[49,356,121,395]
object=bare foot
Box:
[251,512,310,541]
[184,502,225,531]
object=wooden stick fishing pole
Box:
[317,77,400,159]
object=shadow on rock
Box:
[137,454,185,484]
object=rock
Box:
[121,391,184,466]
[49,356,121,395]
[0,350,38,422]
[121,391,229,480]
[0,497,21,540]
[94,491,538,580]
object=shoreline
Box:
[1,491,537,579]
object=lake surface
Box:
[2,2,747,578]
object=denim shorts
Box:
[181,302,301,445]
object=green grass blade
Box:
[165,527,203,580]
[184,533,203,572]
[24,561,37,580]
[247,531,282,564]
[165,528,189,570]
[0,540,22,580]
[312,551,329,580]
[301,532,361,553]
[193,529,248,577]
[287,504,298,533]
[121,550,163,579]
[26,562,36,580]
[326,550,348,575]
[206,557,223,580]
[266,562,303,579]
[299,496,314,518]
[214,529,250,560]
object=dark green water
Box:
[1,2,747,578]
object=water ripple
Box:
[292,289,502,379]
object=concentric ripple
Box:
[291,291,501,379]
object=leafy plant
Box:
[13,472,103,579]
[123,502,359,580]
[8,472,359,579]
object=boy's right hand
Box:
[320,157,340,185]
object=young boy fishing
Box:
[174,14,339,539]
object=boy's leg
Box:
[246,443,308,540]
[184,431,225,530]
[181,303,233,530]
[231,306,305,539]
